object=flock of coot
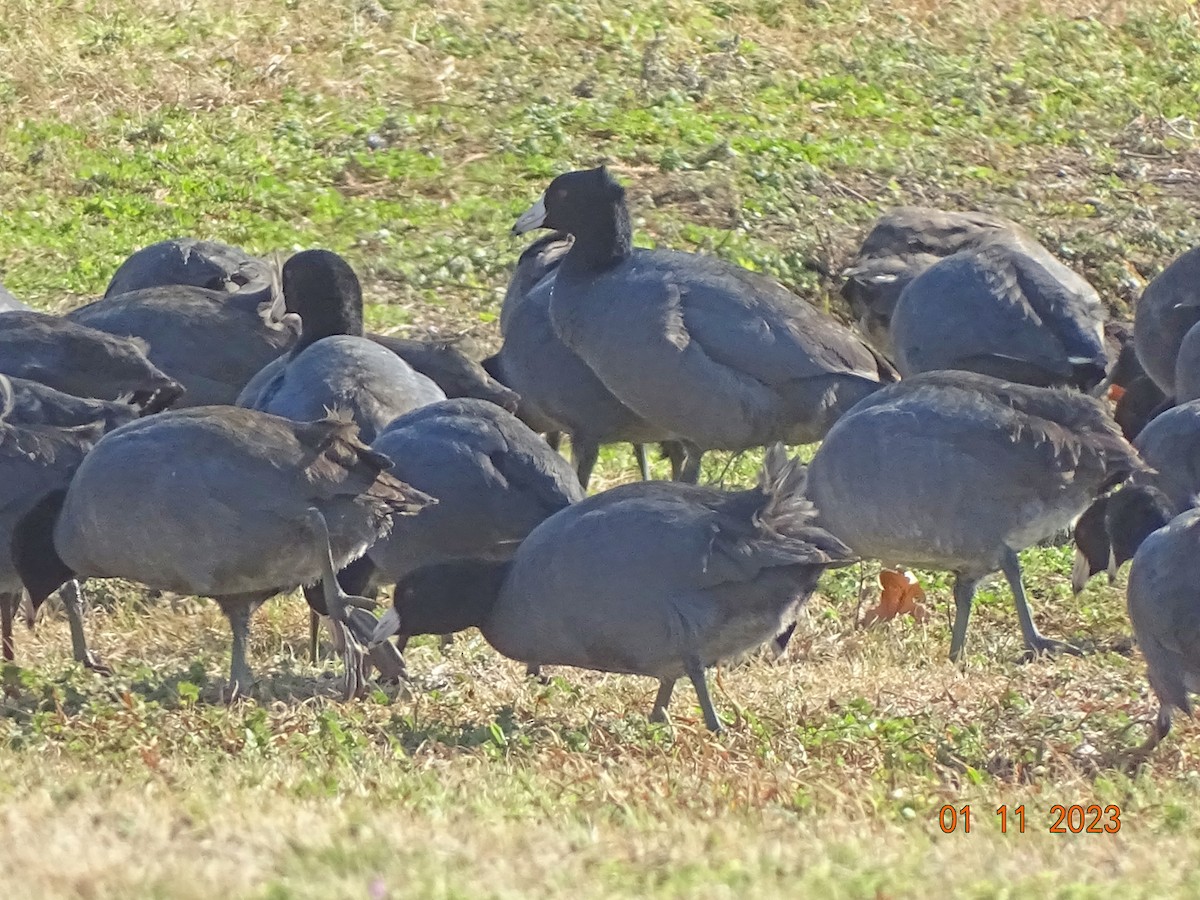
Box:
[1,166,1197,748]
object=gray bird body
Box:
[0,419,106,667]
[489,477,844,680]
[105,238,274,299]
[842,206,1015,351]
[6,376,139,431]
[1126,507,1200,739]
[890,233,1108,389]
[13,405,432,694]
[0,310,182,410]
[367,398,583,580]
[238,250,446,444]
[377,446,853,730]
[1129,400,1200,512]
[514,169,891,461]
[551,247,890,450]
[68,285,297,406]
[0,421,105,599]
[492,269,676,445]
[500,232,573,336]
[239,336,445,444]
[0,376,137,667]
[1135,245,1200,395]
[488,231,682,485]
[807,371,1141,658]
[51,408,416,595]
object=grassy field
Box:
[3,0,1200,896]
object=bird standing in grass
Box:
[372,445,854,731]
[806,370,1143,660]
[512,167,894,481]
[13,406,433,698]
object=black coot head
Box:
[282,249,364,342]
[512,167,626,237]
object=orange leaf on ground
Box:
[863,570,930,626]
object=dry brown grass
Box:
[3,564,1198,897]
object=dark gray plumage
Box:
[68,285,298,407]
[807,371,1142,660]
[12,406,433,696]
[1174,320,1200,405]
[0,379,139,667]
[1072,401,1200,593]
[486,232,684,486]
[512,168,893,478]
[492,230,575,437]
[890,232,1109,389]
[842,206,1015,351]
[0,376,117,670]
[1104,321,1170,442]
[104,238,275,299]
[6,376,139,431]
[1121,496,1200,752]
[367,334,519,413]
[364,398,583,586]
[1135,245,1200,395]
[372,446,854,731]
[1131,401,1200,513]
[0,310,183,411]
[237,250,445,443]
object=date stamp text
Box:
[938,804,1122,834]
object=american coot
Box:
[842,206,1015,352]
[806,371,1142,660]
[0,379,140,669]
[0,311,183,411]
[512,168,893,479]
[104,238,275,300]
[12,406,434,697]
[1073,400,1200,592]
[237,250,445,443]
[486,232,686,487]
[360,397,582,588]
[493,232,574,444]
[889,232,1109,390]
[372,445,854,731]
[68,285,298,407]
[367,334,519,413]
[1100,486,1200,752]
[0,376,122,669]
[1134,245,1200,395]
[340,398,584,665]
[501,231,573,336]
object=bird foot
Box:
[1018,636,1084,662]
[79,651,113,676]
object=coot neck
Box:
[559,198,634,277]
[1109,487,1175,566]
[397,562,509,637]
[290,295,364,355]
